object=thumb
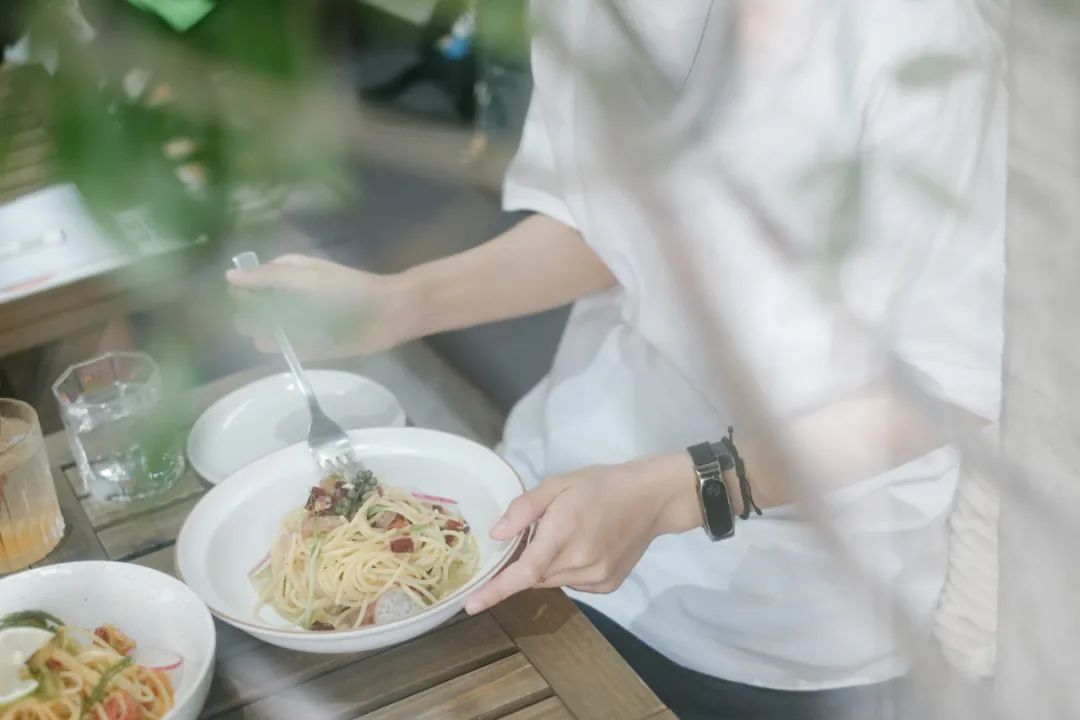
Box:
[490,478,566,540]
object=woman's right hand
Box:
[226,254,417,360]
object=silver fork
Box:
[232,251,366,479]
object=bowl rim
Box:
[186,369,407,484]
[0,560,217,715]
[176,426,527,638]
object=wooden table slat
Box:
[97,495,204,559]
[491,589,665,720]
[212,614,516,720]
[494,696,574,720]
[356,653,551,720]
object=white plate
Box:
[186,370,406,485]
[0,561,216,720]
[176,427,526,654]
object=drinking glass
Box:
[53,352,185,501]
[0,399,65,574]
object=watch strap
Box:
[687,442,736,541]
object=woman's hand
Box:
[226,254,417,359]
[225,216,614,360]
[464,452,706,614]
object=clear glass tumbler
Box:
[53,352,185,502]
[0,399,65,574]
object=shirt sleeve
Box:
[501,92,579,230]
[849,42,1006,423]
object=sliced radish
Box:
[151,657,184,673]
[411,492,458,505]
[132,646,184,672]
[247,551,270,578]
[373,588,423,625]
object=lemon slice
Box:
[0,627,54,705]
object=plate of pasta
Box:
[0,562,215,720]
[176,427,527,654]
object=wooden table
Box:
[30,344,671,720]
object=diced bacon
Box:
[305,487,334,515]
[371,511,396,529]
[47,658,64,670]
[310,621,335,632]
[444,518,469,533]
[389,537,414,553]
[387,514,409,530]
[445,534,457,547]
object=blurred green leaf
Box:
[1,0,347,250]
[891,161,961,211]
[895,53,974,88]
[1039,0,1080,15]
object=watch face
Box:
[702,478,735,539]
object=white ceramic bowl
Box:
[0,561,216,720]
[187,370,407,485]
[176,427,526,654]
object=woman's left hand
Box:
[465,452,705,614]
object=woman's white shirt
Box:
[499,0,1005,690]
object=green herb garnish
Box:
[356,469,378,496]
[0,610,64,632]
[82,656,133,717]
[333,483,365,519]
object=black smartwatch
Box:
[686,442,736,541]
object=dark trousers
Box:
[576,603,902,720]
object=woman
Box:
[229,1,1004,717]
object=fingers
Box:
[535,571,623,595]
[465,520,565,615]
[490,478,568,541]
[534,554,613,591]
[225,254,314,291]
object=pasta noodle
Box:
[251,476,480,631]
[0,616,174,720]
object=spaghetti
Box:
[251,473,479,631]
[0,612,174,720]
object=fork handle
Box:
[232,252,320,412]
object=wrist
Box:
[383,268,429,343]
[652,452,706,535]
[652,451,744,536]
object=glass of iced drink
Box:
[53,352,185,502]
[0,399,65,574]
